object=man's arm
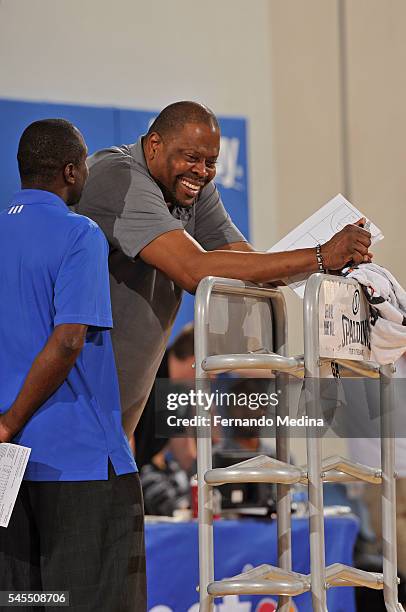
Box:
[139,223,372,293]
[217,241,284,285]
[0,324,87,442]
[216,241,256,252]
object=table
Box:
[145,515,359,612]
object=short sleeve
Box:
[194,182,247,250]
[113,166,183,258]
[53,219,113,329]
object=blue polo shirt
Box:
[0,189,137,481]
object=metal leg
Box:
[197,426,214,612]
[380,364,404,611]
[276,372,292,612]
[304,276,328,611]
[195,279,215,612]
[272,293,293,612]
[306,416,328,612]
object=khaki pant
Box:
[364,477,406,576]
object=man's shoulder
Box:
[88,144,132,166]
[86,145,133,179]
[85,142,159,198]
[63,210,106,244]
[88,143,147,176]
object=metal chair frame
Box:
[194,274,403,611]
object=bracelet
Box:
[316,244,327,273]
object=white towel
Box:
[346,263,406,365]
[343,264,406,476]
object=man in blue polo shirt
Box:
[0,119,145,611]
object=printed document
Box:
[268,193,384,297]
[0,443,31,528]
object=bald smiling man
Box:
[76,101,372,437]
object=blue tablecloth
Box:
[146,515,359,612]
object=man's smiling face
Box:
[144,121,220,207]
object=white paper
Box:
[268,194,384,297]
[0,443,31,528]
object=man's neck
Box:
[21,183,67,203]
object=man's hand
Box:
[0,414,14,443]
[322,218,372,270]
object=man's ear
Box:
[63,163,75,185]
[145,132,162,161]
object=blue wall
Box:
[0,99,249,337]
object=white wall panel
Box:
[0,0,276,248]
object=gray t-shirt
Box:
[76,138,246,435]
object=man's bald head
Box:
[147,101,219,139]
